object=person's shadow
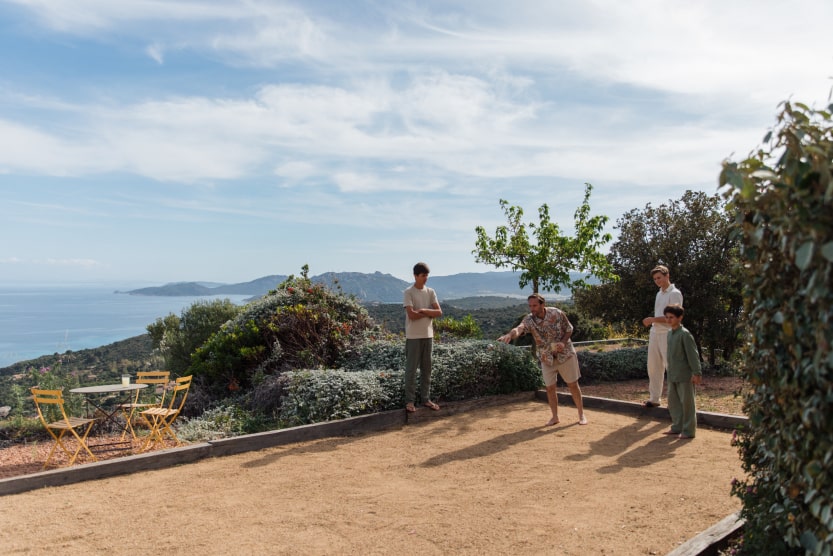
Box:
[565,417,665,462]
[565,417,682,473]
[420,425,559,468]
[596,435,681,473]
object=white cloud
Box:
[1,0,831,285]
[146,43,165,64]
[333,171,446,193]
[274,161,317,181]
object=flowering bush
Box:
[189,271,376,398]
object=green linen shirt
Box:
[666,325,702,382]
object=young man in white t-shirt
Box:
[641,265,683,407]
[403,262,443,413]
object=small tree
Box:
[722,100,833,554]
[473,183,616,294]
[147,298,242,375]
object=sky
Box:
[1,0,831,286]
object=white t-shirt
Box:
[653,284,683,332]
[403,285,438,339]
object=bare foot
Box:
[578,415,588,425]
[545,416,560,426]
[423,401,440,411]
[405,403,416,413]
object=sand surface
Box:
[1,399,742,555]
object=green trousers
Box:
[405,338,433,404]
[667,380,697,437]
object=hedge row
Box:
[276,339,541,426]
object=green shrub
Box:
[428,341,542,400]
[176,405,249,442]
[337,336,405,372]
[576,347,648,383]
[563,308,609,342]
[277,369,400,426]
[434,314,483,340]
[189,273,376,398]
[722,100,833,554]
[147,298,242,375]
[0,415,48,445]
[277,339,542,426]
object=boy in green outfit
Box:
[662,304,702,439]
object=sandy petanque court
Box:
[1,398,742,555]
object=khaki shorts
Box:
[541,355,581,386]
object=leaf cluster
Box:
[147,298,242,375]
[722,100,833,555]
[473,183,616,294]
[573,190,744,364]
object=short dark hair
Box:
[413,262,430,275]
[651,265,670,276]
[663,304,684,317]
[527,293,546,305]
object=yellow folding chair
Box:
[118,370,171,440]
[140,375,192,451]
[30,388,98,469]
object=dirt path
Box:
[1,399,742,555]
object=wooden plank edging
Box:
[546,391,747,431]
[665,512,744,556]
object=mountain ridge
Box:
[121,270,592,303]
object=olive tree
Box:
[473,182,616,294]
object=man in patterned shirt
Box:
[498,293,588,426]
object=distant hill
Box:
[121,270,594,303]
[123,275,289,297]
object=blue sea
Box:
[0,285,251,368]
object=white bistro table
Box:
[70,383,148,440]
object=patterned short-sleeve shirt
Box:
[519,306,576,366]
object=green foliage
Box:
[337,336,406,372]
[20,363,84,419]
[576,348,648,383]
[562,307,609,342]
[428,340,543,400]
[365,301,531,340]
[147,298,242,375]
[0,415,48,445]
[0,335,160,410]
[473,183,617,294]
[722,100,833,555]
[176,405,249,442]
[189,273,376,398]
[279,339,542,426]
[573,190,744,364]
[277,369,399,426]
[434,314,483,340]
